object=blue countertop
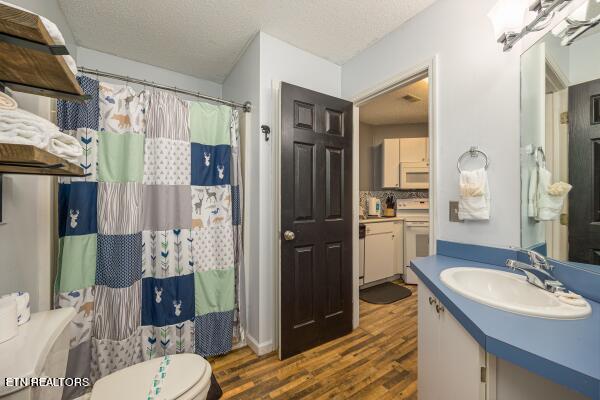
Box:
[411,254,600,399]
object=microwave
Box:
[400,162,429,189]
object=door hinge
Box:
[560,112,568,124]
[480,366,487,383]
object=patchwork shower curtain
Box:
[56,76,243,399]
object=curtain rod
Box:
[78,66,251,112]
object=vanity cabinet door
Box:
[418,280,440,400]
[437,302,486,400]
[417,277,486,400]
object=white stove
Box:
[396,199,429,284]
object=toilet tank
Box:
[0,307,75,400]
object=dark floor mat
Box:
[359,282,412,304]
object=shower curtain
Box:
[56,76,243,399]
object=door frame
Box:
[351,57,439,327]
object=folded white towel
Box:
[0,107,83,162]
[48,131,83,163]
[0,291,30,325]
[0,92,17,111]
[458,168,490,220]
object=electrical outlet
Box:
[449,201,462,223]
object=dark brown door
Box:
[280,82,353,359]
[568,79,600,265]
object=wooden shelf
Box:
[0,143,84,176]
[0,3,85,101]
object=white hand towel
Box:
[0,291,30,325]
[534,167,571,221]
[458,168,490,220]
[528,167,538,218]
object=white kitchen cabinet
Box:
[418,276,486,400]
[400,137,429,163]
[364,222,396,284]
[381,138,400,189]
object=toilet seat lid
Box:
[92,353,211,400]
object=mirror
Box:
[520,0,600,266]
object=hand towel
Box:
[529,166,572,221]
[0,291,29,325]
[458,168,490,220]
[528,167,538,218]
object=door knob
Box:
[283,230,296,241]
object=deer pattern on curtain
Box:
[55,76,243,399]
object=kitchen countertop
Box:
[411,255,600,399]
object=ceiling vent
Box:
[401,94,422,103]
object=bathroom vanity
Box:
[412,242,599,400]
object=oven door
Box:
[400,162,429,189]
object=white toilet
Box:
[91,353,212,400]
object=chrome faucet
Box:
[505,250,565,293]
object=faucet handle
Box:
[527,250,552,270]
[545,280,565,293]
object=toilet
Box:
[91,353,212,400]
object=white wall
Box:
[342,0,522,248]
[76,47,222,99]
[569,32,600,85]
[359,122,374,191]
[0,93,55,312]
[223,32,342,352]
[222,34,261,349]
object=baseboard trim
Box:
[246,334,275,356]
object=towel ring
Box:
[457,146,489,173]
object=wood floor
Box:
[210,284,418,399]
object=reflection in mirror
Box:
[521,0,600,267]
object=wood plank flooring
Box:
[210,284,418,399]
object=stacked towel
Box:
[458,168,490,220]
[0,291,30,325]
[0,92,17,110]
[0,106,83,163]
[0,1,78,76]
[528,166,572,221]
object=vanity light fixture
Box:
[489,0,571,51]
[552,0,600,46]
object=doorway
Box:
[352,61,437,321]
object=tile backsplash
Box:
[360,190,428,217]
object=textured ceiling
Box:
[57,0,437,83]
[359,79,429,125]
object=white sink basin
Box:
[440,267,591,319]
